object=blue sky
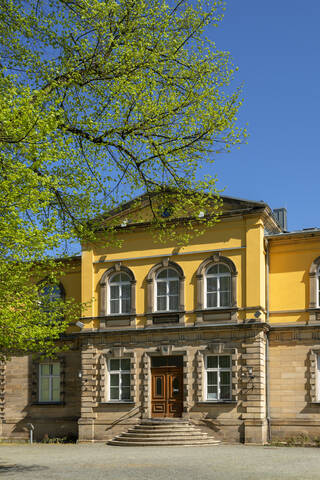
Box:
[205,1,320,231]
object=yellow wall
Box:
[92,217,245,327]
[245,217,266,320]
[62,215,320,328]
[69,211,320,329]
[57,260,82,332]
[61,265,81,304]
[79,212,273,328]
[269,235,320,324]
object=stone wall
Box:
[2,348,81,442]
[77,325,268,444]
[6,325,320,444]
[269,328,320,442]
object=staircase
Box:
[107,419,221,446]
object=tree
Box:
[0,260,82,359]
[0,0,245,357]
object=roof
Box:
[266,228,320,240]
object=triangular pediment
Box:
[218,195,267,212]
[94,192,270,231]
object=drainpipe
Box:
[265,240,271,442]
[27,423,34,444]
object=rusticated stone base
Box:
[270,419,320,442]
[194,418,244,443]
[244,419,268,444]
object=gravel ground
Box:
[0,443,318,480]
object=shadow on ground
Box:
[0,463,48,475]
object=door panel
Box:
[151,366,183,417]
[151,373,166,416]
[167,371,183,416]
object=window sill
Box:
[150,311,185,326]
[195,307,238,313]
[197,401,237,405]
[195,308,238,323]
[31,402,65,406]
[100,401,135,405]
[101,315,135,328]
[153,310,185,315]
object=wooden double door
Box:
[151,366,183,418]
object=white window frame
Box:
[108,272,131,315]
[108,358,131,402]
[205,355,232,401]
[155,267,180,312]
[204,263,231,309]
[38,363,61,403]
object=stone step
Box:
[136,421,192,426]
[133,424,195,430]
[107,419,220,447]
[108,439,220,446]
[140,419,189,424]
[130,426,200,432]
[120,434,210,440]
[126,428,208,434]
[127,428,207,437]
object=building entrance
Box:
[151,356,183,418]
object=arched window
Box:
[205,263,231,308]
[146,259,185,325]
[38,282,65,314]
[196,254,237,323]
[99,264,136,323]
[109,272,131,314]
[39,283,64,302]
[156,268,179,312]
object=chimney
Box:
[273,208,287,231]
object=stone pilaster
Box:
[130,354,138,404]
[182,350,192,417]
[141,352,151,418]
[241,331,267,444]
[195,350,203,403]
[0,362,5,437]
[98,354,106,403]
[78,342,98,442]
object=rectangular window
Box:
[205,355,231,401]
[156,277,179,312]
[108,358,131,401]
[110,285,120,314]
[206,273,231,308]
[39,363,61,402]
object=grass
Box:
[270,434,320,447]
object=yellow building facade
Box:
[2,195,320,444]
